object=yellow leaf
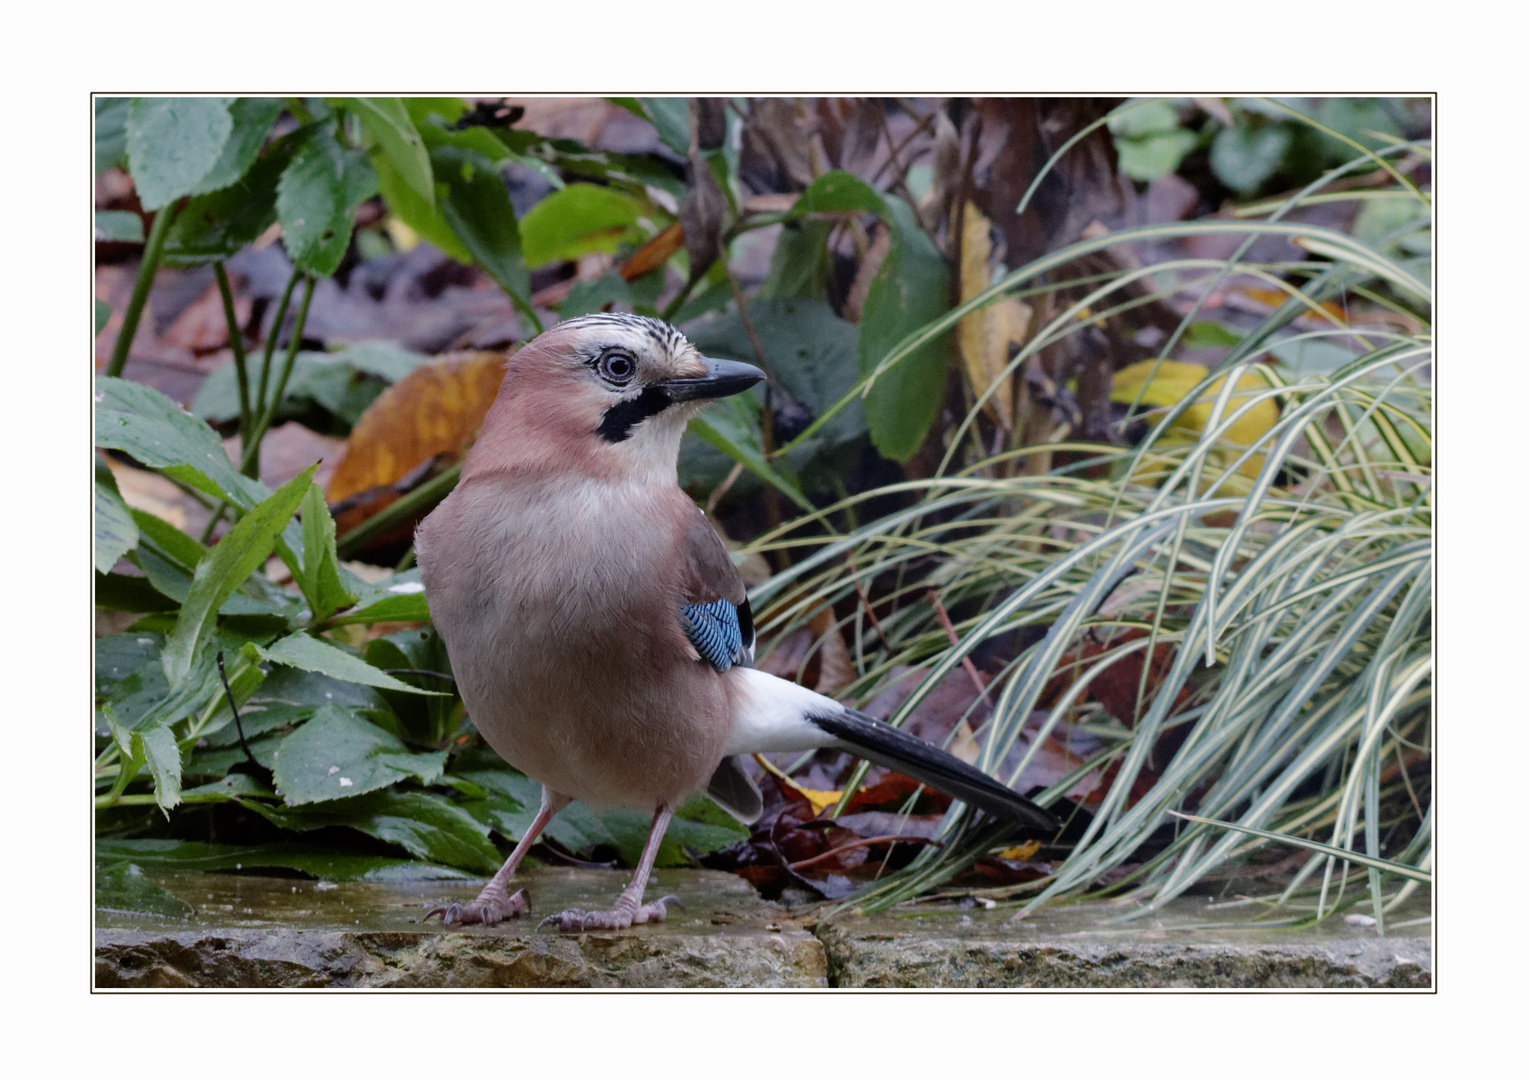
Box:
[1110,359,1278,486]
[958,204,1031,430]
[997,840,1042,861]
[752,753,846,816]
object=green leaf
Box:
[362,627,457,745]
[859,195,951,462]
[192,349,385,426]
[190,97,284,195]
[344,97,434,207]
[245,790,502,874]
[296,484,357,623]
[96,298,112,337]
[95,861,195,918]
[95,838,474,882]
[277,126,378,277]
[131,508,207,572]
[95,571,179,613]
[374,150,471,262]
[330,340,431,382]
[161,466,315,688]
[257,631,446,695]
[432,146,531,303]
[272,702,446,805]
[94,375,268,507]
[125,97,235,210]
[95,458,138,574]
[1115,129,1198,181]
[544,793,748,868]
[688,397,811,510]
[163,141,293,265]
[95,97,130,174]
[556,269,636,319]
[1210,122,1294,195]
[1107,98,1184,138]
[761,218,833,301]
[95,210,144,243]
[519,183,645,268]
[325,587,431,626]
[134,717,183,811]
[636,97,691,156]
[1183,321,1244,348]
[788,171,888,217]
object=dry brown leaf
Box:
[620,222,684,281]
[327,351,506,506]
[809,608,855,696]
[958,203,1031,431]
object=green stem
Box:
[251,269,302,464]
[105,201,181,378]
[242,275,315,477]
[213,262,252,433]
[335,462,461,560]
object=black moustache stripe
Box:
[595,386,672,443]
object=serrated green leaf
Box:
[344,97,434,208]
[297,484,357,623]
[519,183,645,268]
[859,195,951,462]
[257,631,445,695]
[94,376,269,507]
[244,790,502,873]
[126,97,235,210]
[95,210,144,243]
[133,717,183,811]
[277,126,378,276]
[162,466,315,688]
[95,458,138,573]
[432,146,531,304]
[272,702,446,805]
[189,97,284,195]
[162,141,293,265]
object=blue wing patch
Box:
[682,598,746,672]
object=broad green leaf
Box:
[133,717,182,811]
[330,340,430,382]
[272,702,446,805]
[199,701,313,748]
[126,97,235,210]
[163,142,293,265]
[636,97,691,156]
[1106,98,1184,138]
[859,195,951,462]
[1210,122,1294,194]
[362,627,457,746]
[520,183,645,268]
[296,484,357,623]
[277,126,378,277]
[95,97,130,173]
[761,218,833,301]
[545,793,748,867]
[1116,129,1198,181]
[257,631,445,695]
[162,466,315,688]
[189,97,284,195]
[688,397,811,510]
[245,790,502,874]
[432,146,531,303]
[95,210,144,243]
[687,297,865,449]
[373,150,472,262]
[94,458,138,573]
[95,838,473,882]
[344,97,434,207]
[557,269,635,319]
[402,98,513,162]
[192,349,385,427]
[788,171,887,217]
[96,298,112,336]
[94,375,268,507]
[130,508,207,572]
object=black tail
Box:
[809,708,1060,833]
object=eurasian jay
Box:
[415,313,1057,931]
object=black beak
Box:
[656,357,765,402]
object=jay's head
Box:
[477,313,764,482]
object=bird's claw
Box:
[424,887,529,926]
[537,894,682,932]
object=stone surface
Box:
[95,867,1431,989]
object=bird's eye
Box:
[599,352,636,385]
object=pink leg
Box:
[539,804,683,932]
[426,787,571,926]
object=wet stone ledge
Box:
[94,868,1431,989]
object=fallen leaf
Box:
[958,202,1031,430]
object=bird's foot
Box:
[425,885,529,926]
[538,894,682,933]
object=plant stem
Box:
[241,274,315,478]
[335,462,461,560]
[250,269,302,469]
[104,201,180,378]
[213,262,252,433]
